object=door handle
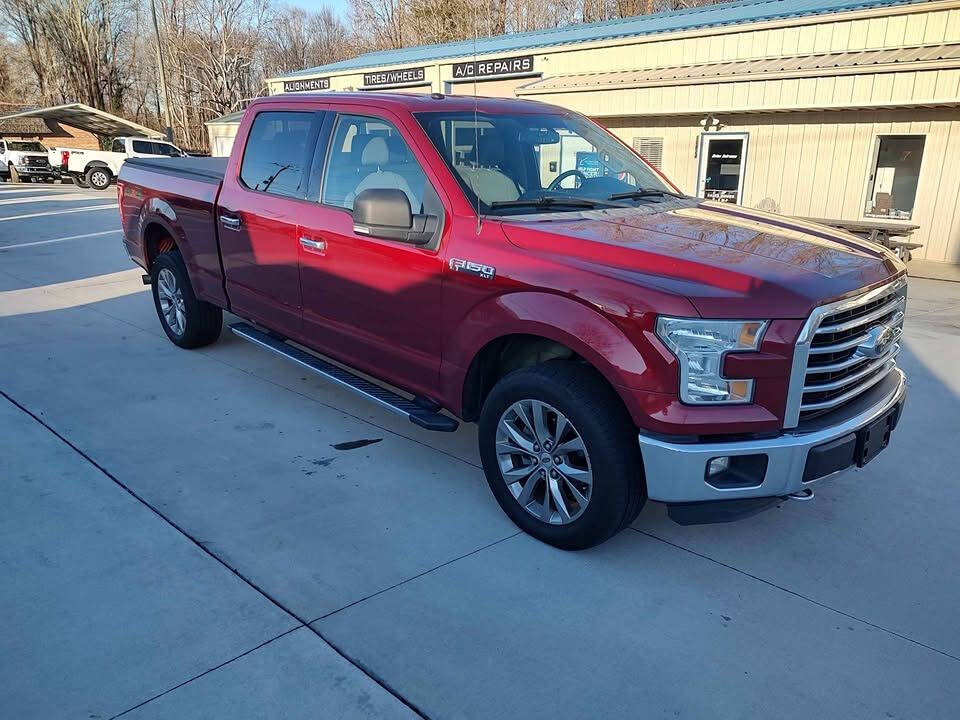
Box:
[299,237,326,253]
[220,214,241,230]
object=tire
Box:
[85,165,112,190]
[150,250,222,349]
[9,165,20,183]
[72,174,90,188]
[479,361,646,550]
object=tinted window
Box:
[156,143,180,157]
[321,114,428,212]
[240,111,315,198]
[131,140,155,154]
[112,139,125,153]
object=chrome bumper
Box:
[639,368,906,503]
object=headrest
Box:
[361,136,389,166]
[475,133,505,167]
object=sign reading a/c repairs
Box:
[452,55,534,80]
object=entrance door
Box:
[697,133,748,204]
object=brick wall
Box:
[0,121,102,150]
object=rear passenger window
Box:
[112,139,125,153]
[131,140,154,153]
[321,114,428,213]
[240,111,315,199]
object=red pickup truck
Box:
[118,93,907,549]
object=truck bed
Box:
[123,156,227,184]
[118,156,228,309]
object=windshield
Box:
[415,110,677,214]
[8,141,47,152]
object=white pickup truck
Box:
[54,136,186,190]
[0,140,57,183]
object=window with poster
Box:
[863,135,925,221]
[697,132,748,204]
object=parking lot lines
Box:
[1,228,123,251]
[0,203,118,222]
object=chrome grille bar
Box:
[798,359,898,412]
[815,295,905,334]
[802,344,899,393]
[784,275,907,428]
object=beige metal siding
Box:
[604,109,960,263]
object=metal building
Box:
[267,0,960,275]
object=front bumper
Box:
[639,368,906,504]
[14,165,53,175]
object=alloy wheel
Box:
[495,399,593,524]
[157,268,186,336]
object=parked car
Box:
[55,136,186,190]
[0,139,57,183]
[117,93,907,549]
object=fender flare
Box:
[443,291,663,419]
[83,160,111,175]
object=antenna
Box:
[473,5,481,235]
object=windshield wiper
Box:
[608,188,685,201]
[490,195,625,210]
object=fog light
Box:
[704,454,768,489]
[707,456,730,477]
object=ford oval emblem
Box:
[857,324,894,359]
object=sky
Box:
[287,0,352,19]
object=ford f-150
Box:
[117,93,907,549]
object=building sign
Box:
[364,67,426,87]
[452,55,534,80]
[283,77,330,92]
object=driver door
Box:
[295,110,446,398]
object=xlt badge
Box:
[449,258,495,280]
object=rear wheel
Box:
[86,166,111,190]
[151,250,222,349]
[479,361,646,550]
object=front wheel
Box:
[151,250,222,349]
[85,166,112,190]
[479,362,646,550]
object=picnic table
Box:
[803,217,922,261]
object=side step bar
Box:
[230,322,459,432]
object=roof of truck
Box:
[251,92,567,115]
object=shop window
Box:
[633,137,663,170]
[864,135,925,220]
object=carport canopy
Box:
[0,103,162,139]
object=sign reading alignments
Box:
[364,67,426,87]
[283,77,330,92]
[452,55,534,80]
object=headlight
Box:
[655,317,767,404]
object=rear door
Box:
[294,108,448,397]
[216,108,325,337]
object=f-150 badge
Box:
[449,258,496,280]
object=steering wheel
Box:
[548,169,587,191]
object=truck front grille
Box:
[785,276,907,427]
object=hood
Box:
[500,201,903,318]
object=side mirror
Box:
[353,188,438,245]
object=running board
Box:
[229,322,459,432]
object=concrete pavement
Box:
[1,182,958,718]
